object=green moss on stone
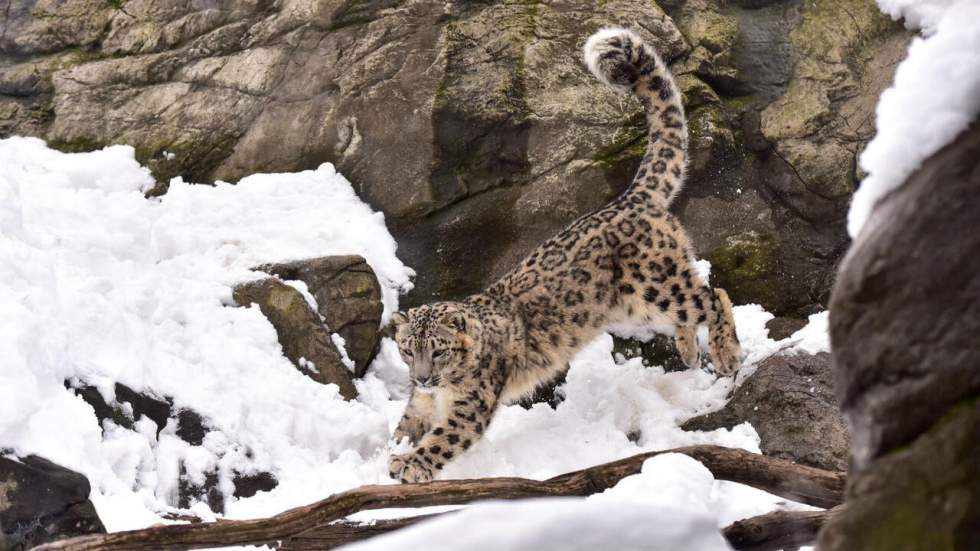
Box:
[0,478,17,512]
[822,395,980,551]
[47,136,110,153]
[705,231,783,309]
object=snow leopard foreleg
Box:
[388,385,498,483]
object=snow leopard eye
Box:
[431,349,446,359]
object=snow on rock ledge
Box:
[849,0,980,237]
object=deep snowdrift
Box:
[1,138,826,547]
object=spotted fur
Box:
[388,28,742,484]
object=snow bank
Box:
[849,0,980,236]
[0,136,830,540]
[0,137,412,528]
[340,497,730,551]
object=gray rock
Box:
[819,121,980,549]
[0,456,105,550]
[765,316,806,340]
[829,121,980,468]
[233,277,358,400]
[0,0,908,317]
[818,397,980,551]
[682,352,849,471]
[258,255,383,377]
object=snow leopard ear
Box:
[391,311,409,326]
[445,312,467,332]
[383,311,409,338]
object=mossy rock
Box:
[818,397,980,550]
[705,231,787,311]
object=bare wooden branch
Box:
[33,445,845,551]
[723,506,842,551]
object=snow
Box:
[340,497,730,551]
[1,137,830,545]
[0,137,412,528]
[848,0,980,237]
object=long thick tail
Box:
[584,28,688,207]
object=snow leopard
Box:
[387,27,743,483]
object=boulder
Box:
[0,456,105,550]
[233,278,358,399]
[682,352,848,471]
[0,0,908,317]
[258,255,383,377]
[819,122,980,549]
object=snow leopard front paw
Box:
[388,451,434,484]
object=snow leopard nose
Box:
[415,376,432,387]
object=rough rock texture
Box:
[682,352,848,471]
[819,398,980,551]
[819,122,980,549]
[233,277,358,399]
[828,122,980,467]
[258,255,383,377]
[0,0,908,316]
[0,455,106,550]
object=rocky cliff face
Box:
[0,0,907,316]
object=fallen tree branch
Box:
[33,445,845,551]
[722,506,843,551]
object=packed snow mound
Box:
[849,0,980,236]
[340,497,731,551]
[0,137,413,528]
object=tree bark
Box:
[723,506,842,551]
[33,445,845,551]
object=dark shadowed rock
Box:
[177,467,279,516]
[233,278,358,399]
[67,381,205,441]
[0,456,105,550]
[682,352,848,471]
[258,256,383,377]
[0,0,907,317]
[69,382,174,435]
[818,122,980,549]
[612,334,693,373]
[765,316,807,340]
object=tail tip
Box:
[583,27,647,91]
